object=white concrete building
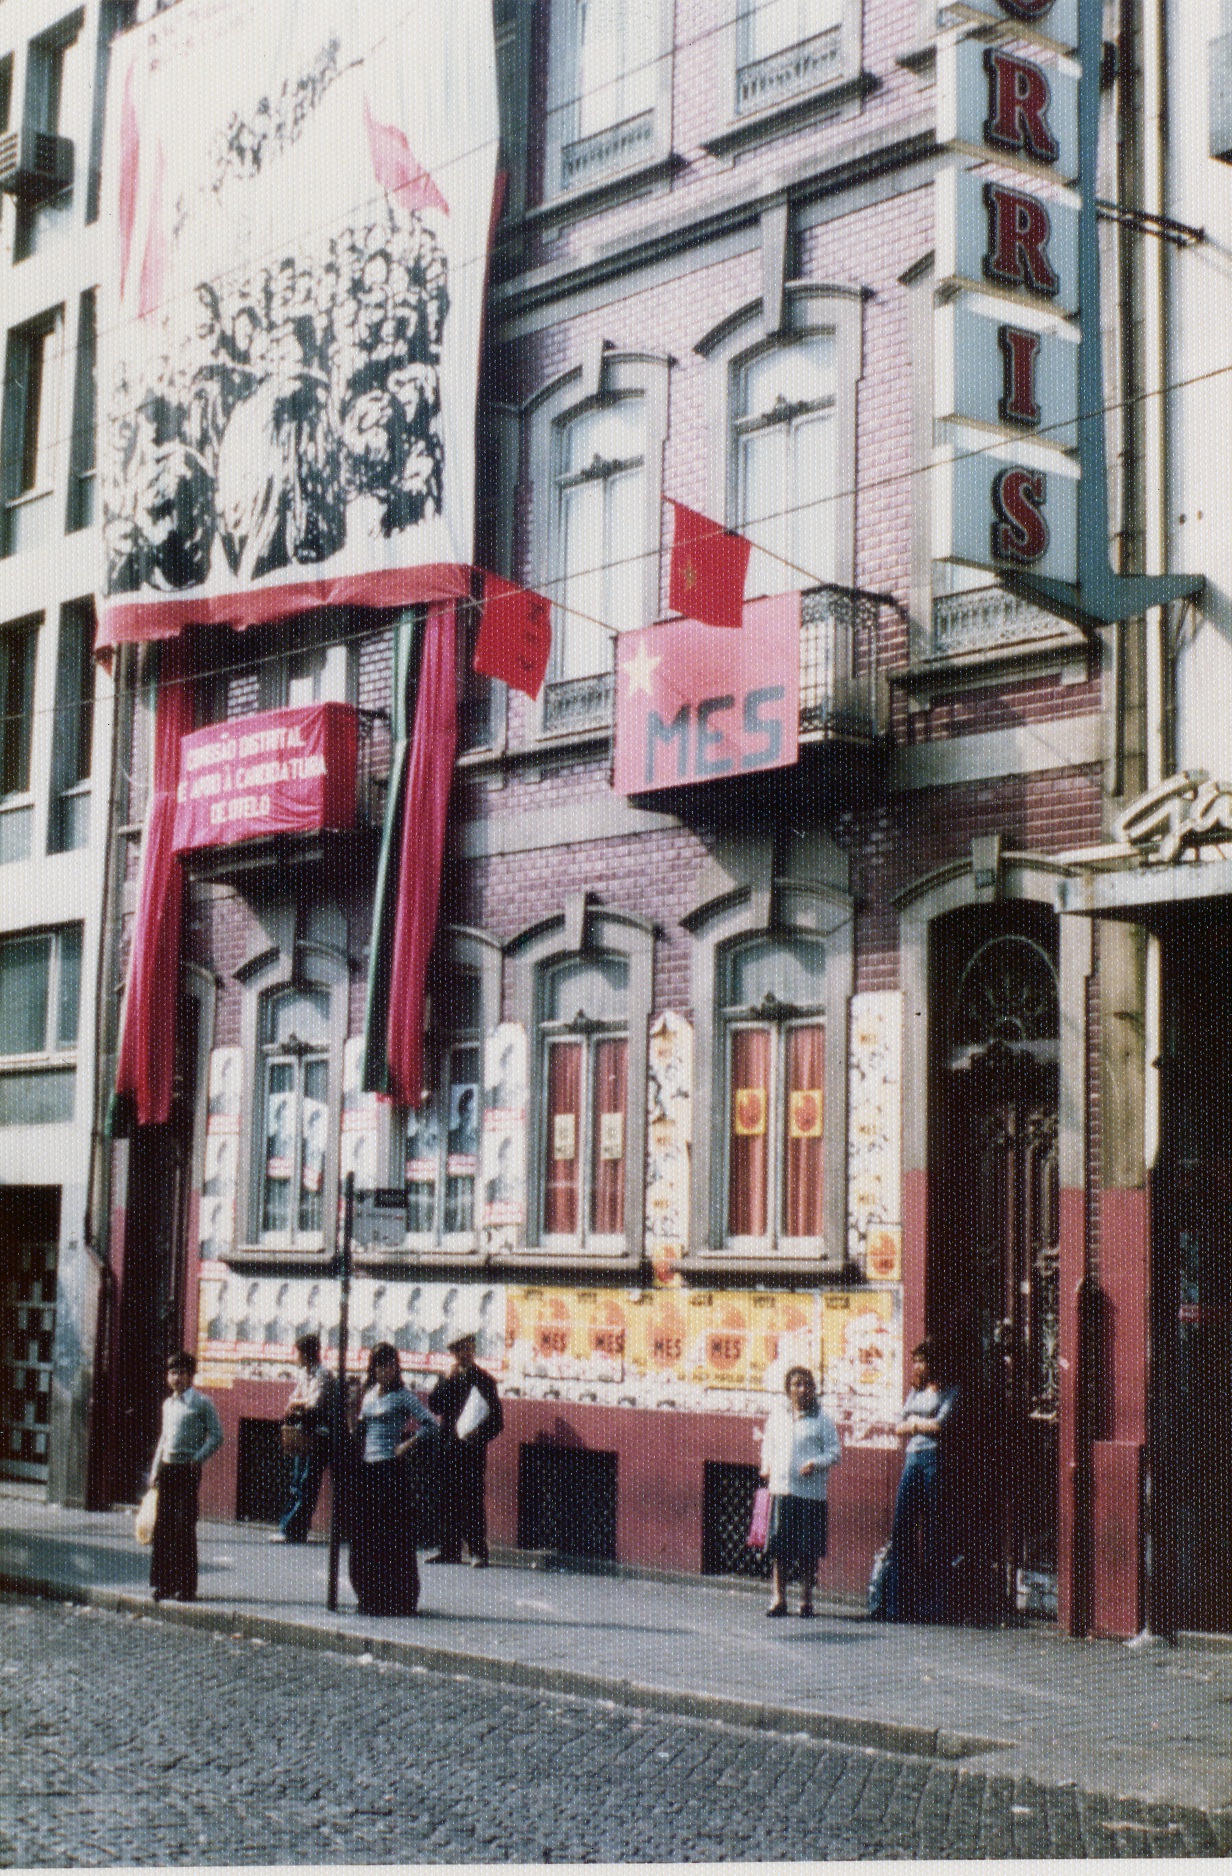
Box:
[0,0,128,1502]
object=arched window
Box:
[733,332,838,597]
[541,953,630,1245]
[553,394,646,680]
[719,934,827,1248]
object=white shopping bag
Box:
[454,1386,490,1440]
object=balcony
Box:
[928,585,1077,661]
[798,583,886,743]
[542,670,617,739]
[561,109,655,192]
[736,27,843,115]
[177,704,388,881]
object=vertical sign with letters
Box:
[934,0,1081,584]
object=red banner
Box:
[172,704,357,852]
[612,595,800,796]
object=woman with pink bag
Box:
[758,1367,841,1618]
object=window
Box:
[258,987,330,1248]
[1,309,64,555]
[508,899,652,1265]
[742,0,842,64]
[49,599,95,854]
[256,618,354,711]
[719,936,825,1249]
[687,874,852,1271]
[406,971,483,1246]
[528,352,669,738]
[0,615,38,865]
[553,395,645,683]
[733,333,837,598]
[66,291,96,534]
[734,0,850,119]
[701,288,859,605]
[544,0,671,198]
[14,13,84,262]
[0,925,81,1057]
[540,955,629,1246]
[399,929,501,1263]
[87,4,137,223]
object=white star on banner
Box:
[623,641,661,699]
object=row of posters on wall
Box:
[197,993,905,1281]
[196,1273,902,1447]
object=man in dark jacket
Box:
[426,1325,503,1566]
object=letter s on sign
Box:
[991,466,1050,565]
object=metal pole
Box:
[327,1171,354,1613]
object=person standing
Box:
[884,1336,958,1623]
[348,1343,436,1616]
[148,1352,224,1604]
[759,1366,841,1618]
[271,1333,336,1544]
[426,1327,503,1567]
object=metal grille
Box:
[562,110,654,190]
[517,1442,617,1560]
[542,671,615,738]
[799,584,881,739]
[702,1460,771,1578]
[0,1238,57,1482]
[737,28,842,115]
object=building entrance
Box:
[1154,912,1232,1634]
[933,916,1060,1618]
[0,1188,60,1483]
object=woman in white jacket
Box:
[759,1366,841,1617]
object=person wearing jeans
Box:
[884,1337,957,1623]
[273,1333,336,1543]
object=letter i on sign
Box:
[998,326,1042,427]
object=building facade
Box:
[37,0,1225,1638]
[0,0,129,1504]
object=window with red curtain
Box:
[721,934,825,1251]
[540,952,629,1247]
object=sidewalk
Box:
[2,1485,1230,1820]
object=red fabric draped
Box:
[783,1024,825,1238]
[591,1036,627,1236]
[728,1027,770,1238]
[385,599,458,1107]
[115,639,194,1125]
[544,1039,581,1236]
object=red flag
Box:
[668,500,751,630]
[385,600,458,1107]
[364,97,449,216]
[115,639,194,1126]
[474,574,552,700]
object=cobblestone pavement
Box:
[2,1598,1230,1865]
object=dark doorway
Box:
[1154,909,1232,1635]
[932,910,1061,1619]
[0,1188,60,1483]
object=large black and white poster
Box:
[98,0,498,648]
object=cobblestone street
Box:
[2,1597,1228,1864]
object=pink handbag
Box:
[747,1486,771,1548]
